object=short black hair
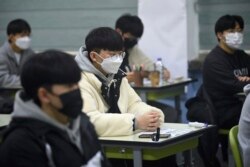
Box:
[7,19,31,35]
[85,27,123,53]
[215,14,244,35]
[21,50,81,102]
[115,14,144,38]
[232,15,244,29]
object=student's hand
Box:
[237,76,250,82]
[163,68,171,81]
[126,72,135,83]
[136,111,161,131]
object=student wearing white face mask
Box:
[201,15,250,167]
[75,27,164,136]
[0,19,34,87]
[75,27,167,167]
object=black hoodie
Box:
[203,45,250,128]
[0,93,110,167]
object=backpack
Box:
[185,84,217,124]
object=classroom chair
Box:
[229,125,243,167]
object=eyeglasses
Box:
[109,52,126,60]
[93,51,126,61]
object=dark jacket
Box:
[0,115,110,167]
[0,41,34,87]
[0,91,110,167]
[203,45,250,128]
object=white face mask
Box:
[225,32,243,49]
[95,53,124,74]
[15,36,31,50]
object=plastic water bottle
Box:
[155,58,163,85]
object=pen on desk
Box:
[156,127,160,141]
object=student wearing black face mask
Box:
[123,37,138,49]
[115,14,178,167]
[0,50,111,167]
[115,14,171,82]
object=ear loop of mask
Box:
[92,52,104,64]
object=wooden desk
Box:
[133,78,197,120]
[99,123,212,167]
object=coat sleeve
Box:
[238,89,250,167]
[120,78,165,123]
[0,55,21,87]
[128,45,155,71]
[203,55,250,94]
[79,75,164,137]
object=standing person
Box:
[202,14,250,166]
[0,50,110,167]
[75,27,178,167]
[0,19,34,87]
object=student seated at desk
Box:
[0,19,34,87]
[202,14,250,167]
[115,14,178,123]
[75,27,177,167]
[0,50,110,167]
[115,14,170,83]
[0,19,34,113]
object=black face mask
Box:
[58,89,83,119]
[124,38,138,50]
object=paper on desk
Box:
[138,128,192,137]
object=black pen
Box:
[151,127,161,141]
[156,127,160,141]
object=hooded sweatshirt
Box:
[238,84,250,167]
[0,91,109,167]
[12,91,83,153]
[75,47,116,86]
[75,47,164,137]
[0,41,34,87]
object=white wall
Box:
[138,0,195,78]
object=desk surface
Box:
[99,123,211,148]
[132,78,197,91]
[0,114,11,127]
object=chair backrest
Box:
[229,125,243,167]
[185,84,217,124]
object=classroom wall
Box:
[0,0,249,52]
[0,0,137,52]
[198,0,250,50]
